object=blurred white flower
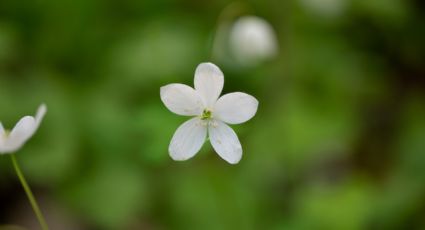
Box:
[229,16,278,65]
[160,63,258,164]
[0,104,47,154]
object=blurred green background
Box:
[1,0,425,229]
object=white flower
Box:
[0,104,47,154]
[229,16,278,65]
[160,63,258,164]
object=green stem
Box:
[11,154,49,230]
[210,1,252,60]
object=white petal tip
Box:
[223,148,242,164]
[199,62,217,67]
[226,157,241,165]
[196,62,223,74]
[160,85,175,102]
[170,155,189,161]
[169,148,192,161]
[38,103,47,113]
[35,103,47,124]
[160,85,169,97]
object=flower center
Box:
[201,109,212,120]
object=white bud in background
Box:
[229,16,279,66]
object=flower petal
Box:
[194,62,224,108]
[169,117,207,161]
[214,92,259,124]
[0,104,47,154]
[35,103,47,127]
[208,120,242,164]
[0,122,4,136]
[160,84,204,116]
[0,122,5,151]
[5,116,37,152]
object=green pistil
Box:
[201,109,212,120]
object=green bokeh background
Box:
[1,0,424,229]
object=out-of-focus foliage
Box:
[0,0,424,229]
